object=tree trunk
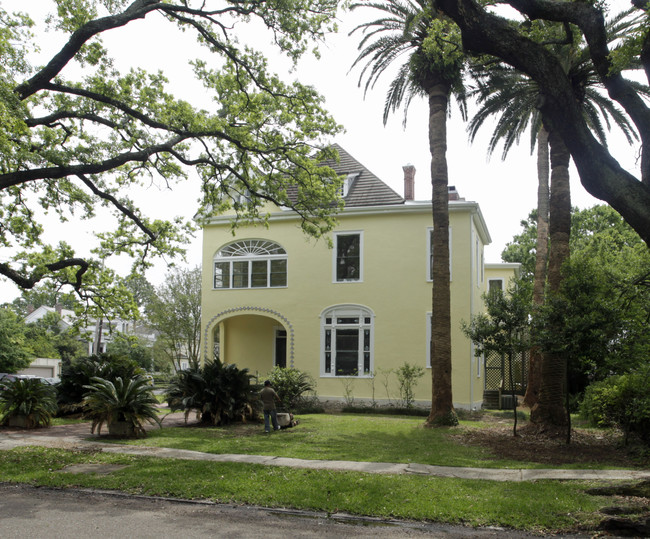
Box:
[524,127,550,408]
[425,81,457,427]
[531,129,571,427]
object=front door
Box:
[274,329,287,368]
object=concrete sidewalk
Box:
[1,418,649,483]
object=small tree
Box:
[0,308,32,373]
[147,267,202,371]
[463,284,531,435]
[107,333,153,371]
[395,363,425,409]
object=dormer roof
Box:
[322,144,404,207]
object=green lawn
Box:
[1,412,646,534]
[117,412,633,470]
[0,446,615,534]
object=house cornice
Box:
[204,200,492,246]
[486,262,521,278]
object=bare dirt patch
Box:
[452,414,648,468]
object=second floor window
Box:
[427,227,452,281]
[214,239,287,289]
[335,232,362,282]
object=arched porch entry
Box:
[202,307,295,374]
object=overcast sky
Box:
[0,1,641,303]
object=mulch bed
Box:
[450,416,648,468]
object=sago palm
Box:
[0,378,58,428]
[83,375,161,437]
[351,0,467,425]
[165,359,256,425]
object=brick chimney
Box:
[55,303,63,315]
[448,186,461,201]
[403,164,415,201]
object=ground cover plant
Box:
[0,446,632,534]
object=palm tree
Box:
[351,0,466,425]
[467,11,646,429]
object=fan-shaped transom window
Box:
[217,240,286,258]
[214,240,287,289]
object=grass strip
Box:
[0,446,612,534]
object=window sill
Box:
[212,286,289,291]
[321,374,373,379]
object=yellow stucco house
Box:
[200,145,519,409]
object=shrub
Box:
[165,359,256,425]
[83,376,161,437]
[267,367,315,412]
[0,378,58,428]
[152,372,173,387]
[581,368,650,445]
[341,404,429,417]
[57,354,145,414]
[395,362,425,409]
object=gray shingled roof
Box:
[321,144,404,207]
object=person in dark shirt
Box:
[260,380,281,433]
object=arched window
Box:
[320,305,374,377]
[214,240,287,289]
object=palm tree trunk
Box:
[524,127,550,408]
[531,128,571,428]
[425,81,457,427]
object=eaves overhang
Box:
[204,199,493,245]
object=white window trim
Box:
[320,304,374,378]
[426,312,432,368]
[487,278,506,293]
[213,239,288,290]
[341,173,360,198]
[332,230,364,284]
[475,237,480,286]
[426,227,452,282]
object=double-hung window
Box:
[321,305,373,377]
[426,227,452,281]
[334,231,362,282]
[488,278,504,297]
[214,240,287,289]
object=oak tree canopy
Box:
[0,0,343,317]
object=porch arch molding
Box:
[203,306,295,367]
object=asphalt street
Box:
[0,483,568,539]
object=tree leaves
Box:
[1,0,343,312]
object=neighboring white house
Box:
[17,357,62,379]
[22,305,157,374]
